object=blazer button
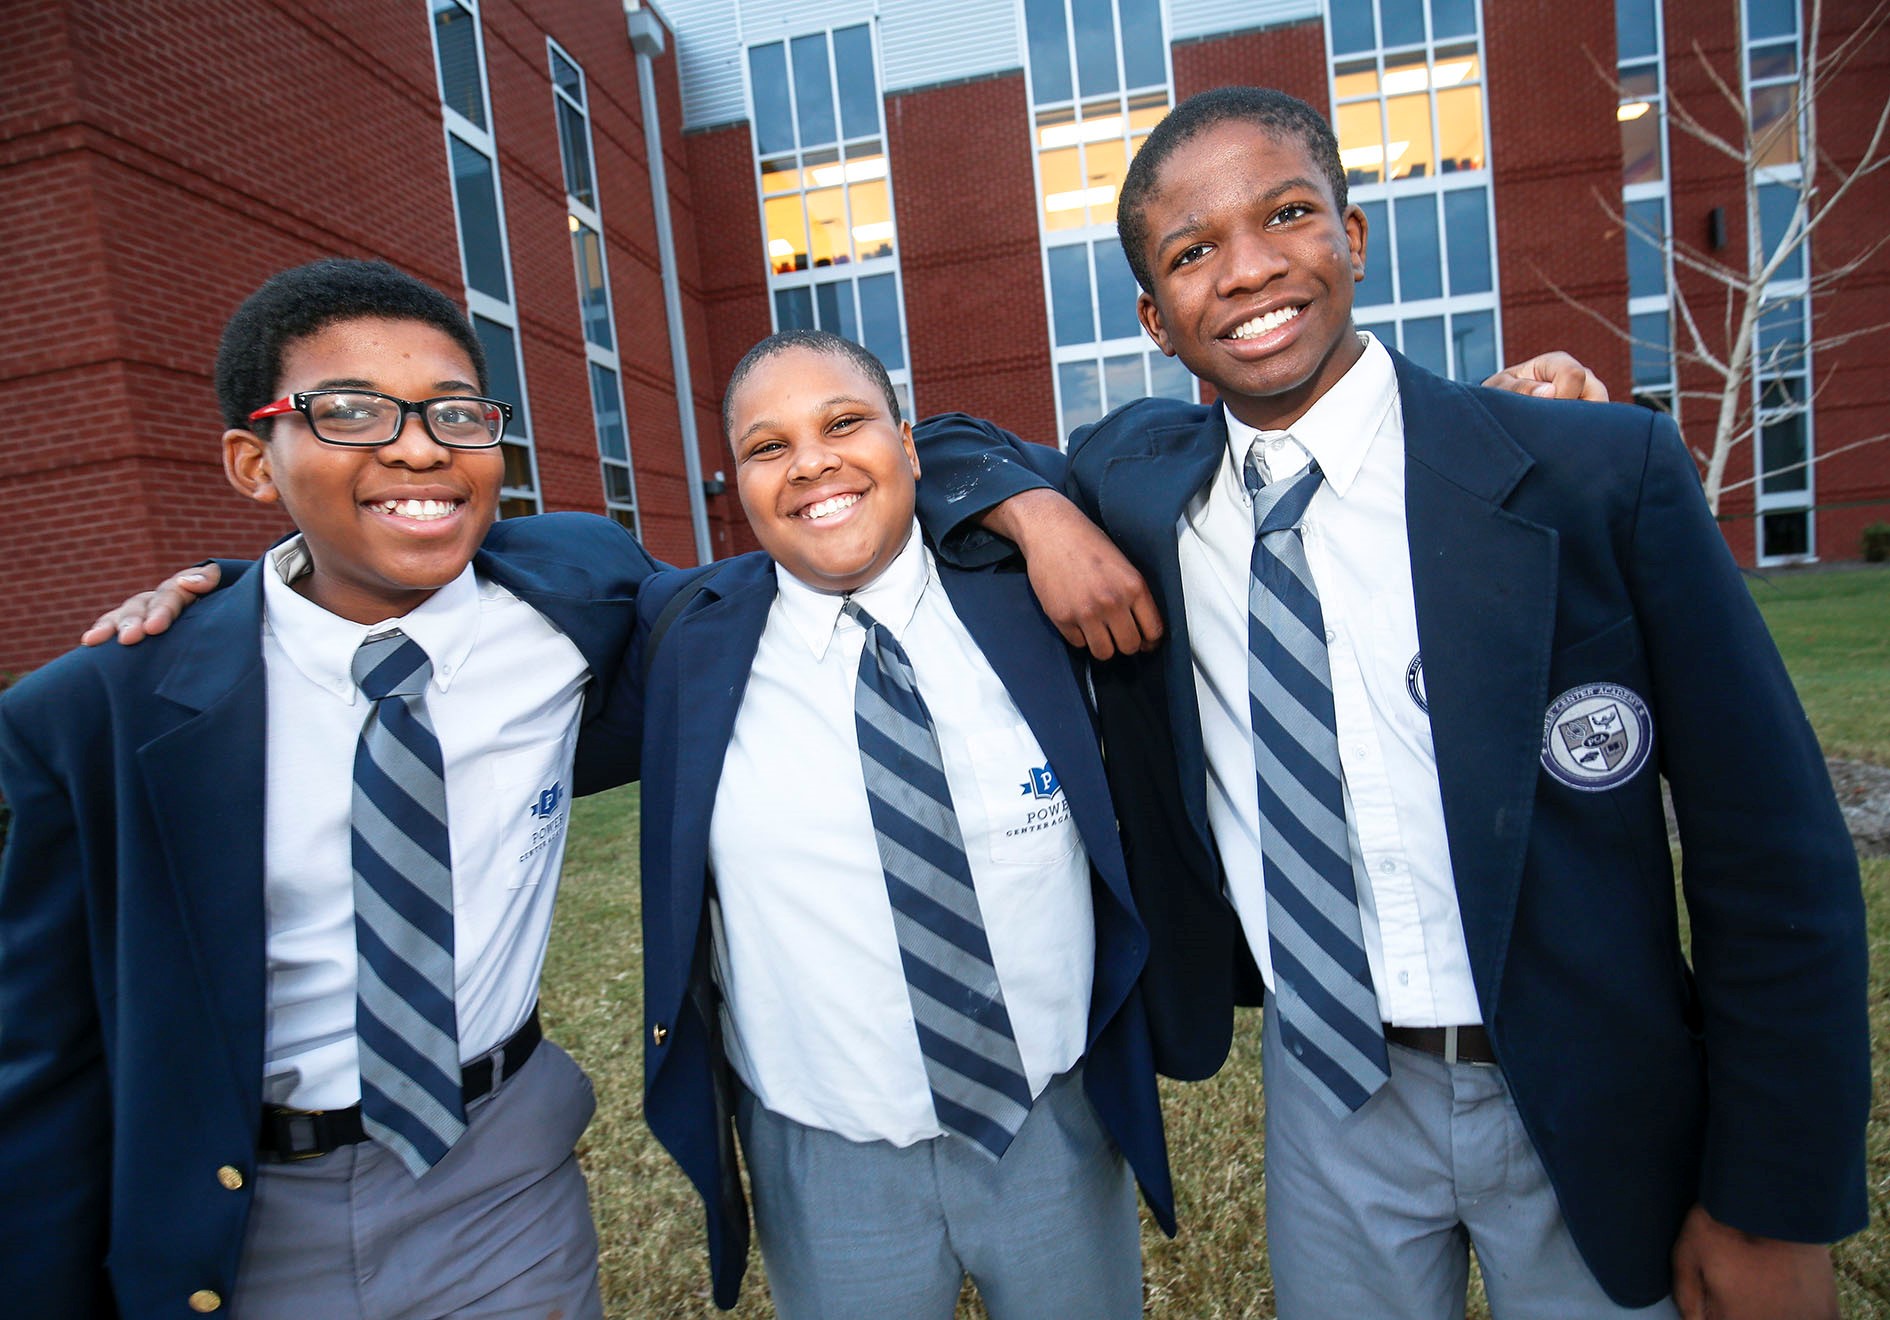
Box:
[652,1024,669,1045]
[216,1165,244,1191]
[188,1289,222,1312]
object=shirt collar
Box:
[1221,330,1397,498]
[776,520,929,661]
[260,533,482,702]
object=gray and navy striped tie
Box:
[844,599,1034,1159]
[351,630,465,1177]
[1244,449,1391,1116]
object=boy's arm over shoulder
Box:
[480,509,666,595]
[0,663,117,1314]
[1621,413,1868,1240]
[910,412,1071,566]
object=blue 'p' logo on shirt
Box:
[529,782,564,819]
[1018,762,1061,800]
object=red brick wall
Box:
[1173,19,1329,108]
[1484,1,1632,391]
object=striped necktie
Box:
[1244,448,1391,1115]
[351,629,466,1176]
[843,599,1034,1158]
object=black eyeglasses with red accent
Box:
[248,390,514,449]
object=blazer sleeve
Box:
[1626,416,1869,1242]
[911,412,1070,567]
[0,682,116,1316]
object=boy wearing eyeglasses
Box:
[0,258,654,1318]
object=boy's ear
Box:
[1138,290,1176,357]
[223,428,280,506]
[900,419,920,480]
[1345,203,1370,283]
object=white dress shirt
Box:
[708,523,1095,1145]
[1175,334,1480,1026]
[259,536,589,1107]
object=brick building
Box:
[2,0,1884,672]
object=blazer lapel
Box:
[1394,352,1558,1012]
[1094,410,1226,853]
[138,573,270,1103]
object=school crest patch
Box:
[1540,683,1652,792]
[1405,652,1427,712]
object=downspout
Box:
[627,1,713,564]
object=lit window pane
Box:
[814,280,857,340]
[1072,0,1120,99]
[1337,101,1384,185]
[1625,197,1666,300]
[1395,194,1442,300]
[1746,0,1796,41]
[1086,136,1128,224]
[775,286,814,331]
[1615,0,1658,60]
[859,273,904,369]
[806,187,847,267]
[1148,350,1194,403]
[1095,241,1142,341]
[792,34,837,148]
[1330,0,1376,55]
[1630,309,1670,386]
[433,0,485,128]
[759,156,802,195]
[1435,84,1484,171]
[589,363,627,462]
[557,100,594,208]
[1451,310,1496,384]
[1387,93,1435,180]
[1119,0,1166,89]
[1127,91,1169,132]
[1442,187,1491,294]
[1760,410,1808,493]
[848,177,894,260]
[1104,353,1143,411]
[1432,0,1478,40]
[1024,0,1073,104]
[764,194,809,273]
[1758,183,1803,281]
[1048,244,1095,346]
[1059,360,1103,433]
[1334,60,1379,100]
[1403,316,1448,375]
[1751,83,1800,167]
[1041,145,1086,230]
[572,222,612,351]
[551,49,583,103]
[833,25,880,140]
[474,315,527,434]
[749,43,794,155]
[1356,200,1394,306]
[450,140,509,301]
[1381,0,1425,48]
[1619,96,1663,184]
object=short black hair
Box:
[722,328,902,439]
[1117,86,1348,295]
[214,258,487,432]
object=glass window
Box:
[1072,0,1120,98]
[473,314,527,434]
[833,26,880,140]
[1442,187,1491,294]
[1402,316,1447,375]
[1095,240,1142,340]
[550,48,582,102]
[1757,298,1806,373]
[859,273,904,369]
[1149,351,1194,402]
[572,221,611,351]
[557,100,594,209]
[775,286,814,331]
[1745,0,1797,41]
[1750,83,1800,168]
[1395,194,1442,299]
[749,44,794,155]
[1749,39,1796,80]
[589,364,627,462]
[1048,244,1094,346]
[1452,309,1496,383]
[1760,511,1809,558]
[433,0,485,128]
[1758,183,1803,282]
[1625,196,1666,300]
[814,280,858,341]
[1432,0,1477,40]
[1630,309,1670,387]
[1434,84,1484,171]
[450,139,508,301]
[1357,199,1394,305]
[1380,0,1426,50]
[1103,352,1143,412]
[1024,0,1073,104]
[1058,360,1103,432]
[1331,0,1378,55]
[1615,0,1659,60]
[1119,0,1166,89]
[791,34,837,148]
[1760,409,1807,492]
[1388,90,1436,180]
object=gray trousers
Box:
[736,1068,1143,1320]
[231,1040,603,1320]
[1262,998,1679,1319]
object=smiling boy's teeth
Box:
[1229,305,1302,340]
[802,493,861,520]
[379,498,456,520]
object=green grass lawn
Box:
[544,564,1890,1318]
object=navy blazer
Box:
[0,513,656,1318]
[615,550,1175,1310]
[911,351,1869,1307]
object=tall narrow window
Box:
[747,23,914,418]
[1024,0,1193,439]
[1617,0,1675,416]
[550,40,639,535]
[1331,0,1500,384]
[1744,0,1813,562]
[430,0,540,517]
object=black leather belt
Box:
[260,1006,543,1161]
[1383,1022,1497,1066]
